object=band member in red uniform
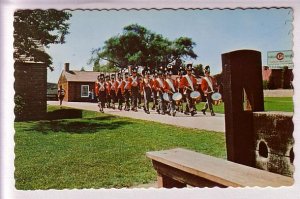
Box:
[116,73,125,110]
[153,70,166,115]
[137,73,143,109]
[123,72,132,111]
[105,75,111,108]
[180,64,198,116]
[110,74,118,109]
[176,67,185,113]
[97,74,106,113]
[129,68,139,112]
[201,65,217,116]
[163,70,178,116]
[140,70,152,114]
[151,71,158,110]
[95,75,100,100]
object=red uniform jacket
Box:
[116,79,125,94]
[163,78,178,93]
[180,75,197,91]
[124,79,132,90]
[201,76,217,95]
[110,81,119,93]
[105,81,111,94]
[95,81,99,96]
[150,78,156,91]
[153,77,165,92]
[176,76,184,89]
[97,82,106,94]
[129,76,139,88]
[140,77,153,92]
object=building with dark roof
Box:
[58,63,114,102]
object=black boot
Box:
[201,109,206,115]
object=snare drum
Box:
[172,92,182,105]
[211,92,222,106]
[190,91,201,102]
[163,93,170,102]
[172,92,182,101]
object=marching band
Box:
[94,64,221,116]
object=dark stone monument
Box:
[222,50,264,167]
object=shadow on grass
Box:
[30,115,132,134]
[46,108,83,120]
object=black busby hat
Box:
[186,64,193,71]
[105,75,110,79]
[100,73,105,79]
[117,73,122,77]
[124,72,129,77]
[204,65,210,73]
[132,68,137,73]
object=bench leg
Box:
[157,173,187,188]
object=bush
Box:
[14,94,25,121]
[263,80,269,89]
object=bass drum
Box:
[190,91,201,102]
[163,93,170,102]
[211,92,222,106]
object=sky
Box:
[46,8,293,83]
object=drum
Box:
[163,93,170,102]
[190,91,201,101]
[172,92,182,101]
[211,92,222,106]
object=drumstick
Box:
[184,86,193,91]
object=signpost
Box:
[267,50,293,69]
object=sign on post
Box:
[267,50,293,69]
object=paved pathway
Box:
[47,101,225,132]
[263,89,293,97]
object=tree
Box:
[193,64,204,77]
[14,10,72,68]
[89,24,197,72]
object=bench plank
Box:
[146,148,293,187]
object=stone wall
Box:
[253,111,294,177]
[14,62,47,121]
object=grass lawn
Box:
[15,105,226,189]
[196,97,293,114]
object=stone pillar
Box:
[222,50,264,166]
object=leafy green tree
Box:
[90,24,197,71]
[14,10,72,68]
[193,64,204,77]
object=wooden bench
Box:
[146,148,294,188]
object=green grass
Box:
[195,97,293,114]
[263,97,293,112]
[15,106,226,190]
